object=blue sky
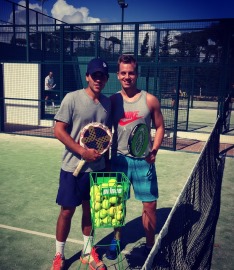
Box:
[1,0,234,24]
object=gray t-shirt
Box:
[54,89,111,172]
[111,90,152,157]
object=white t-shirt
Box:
[45,75,54,90]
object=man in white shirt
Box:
[45,71,55,107]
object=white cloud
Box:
[7,0,51,25]
[18,0,41,12]
[6,0,101,25]
[51,0,101,23]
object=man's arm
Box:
[146,93,165,163]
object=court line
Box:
[0,224,130,255]
[0,224,83,244]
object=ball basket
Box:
[89,172,130,229]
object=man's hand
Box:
[81,148,101,162]
[145,149,157,164]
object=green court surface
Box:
[0,134,233,270]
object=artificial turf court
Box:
[0,132,233,270]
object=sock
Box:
[114,228,121,241]
[56,240,65,257]
[83,235,93,254]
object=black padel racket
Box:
[73,122,112,177]
[128,123,149,157]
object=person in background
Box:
[50,58,111,270]
[171,88,182,110]
[171,88,176,110]
[45,71,55,107]
[106,54,165,260]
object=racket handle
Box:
[73,159,86,177]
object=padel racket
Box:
[128,123,149,157]
[73,122,112,177]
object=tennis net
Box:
[142,117,225,270]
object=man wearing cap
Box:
[50,58,110,270]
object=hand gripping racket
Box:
[73,122,112,177]
[128,123,149,157]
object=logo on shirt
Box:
[119,111,143,126]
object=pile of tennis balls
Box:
[90,178,125,228]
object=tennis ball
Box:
[90,185,100,196]
[109,196,118,204]
[108,206,116,217]
[95,192,102,203]
[99,209,107,219]
[116,203,123,211]
[95,211,100,218]
[102,199,110,209]
[93,202,101,211]
[115,210,124,221]
[102,216,112,224]
[108,179,117,186]
[111,218,120,227]
[95,218,101,227]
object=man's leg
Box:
[51,207,75,270]
[45,95,48,108]
[81,200,93,253]
[142,201,157,248]
[56,206,76,245]
[80,200,107,270]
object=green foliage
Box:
[106,36,121,45]
[140,32,149,57]
[160,31,172,57]
[150,42,156,60]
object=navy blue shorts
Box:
[56,169,91,207]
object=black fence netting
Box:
[142,117,225,270]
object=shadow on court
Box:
[123,207,172,269]
[64,252,81,270]
[62,207,172,269]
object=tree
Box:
[150,42,156,60]
[140,32,149,57]
[160,31,172,57]
[106,36,121,54]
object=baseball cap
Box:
[87,58,109,76]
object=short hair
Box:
[117,55,138,73]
